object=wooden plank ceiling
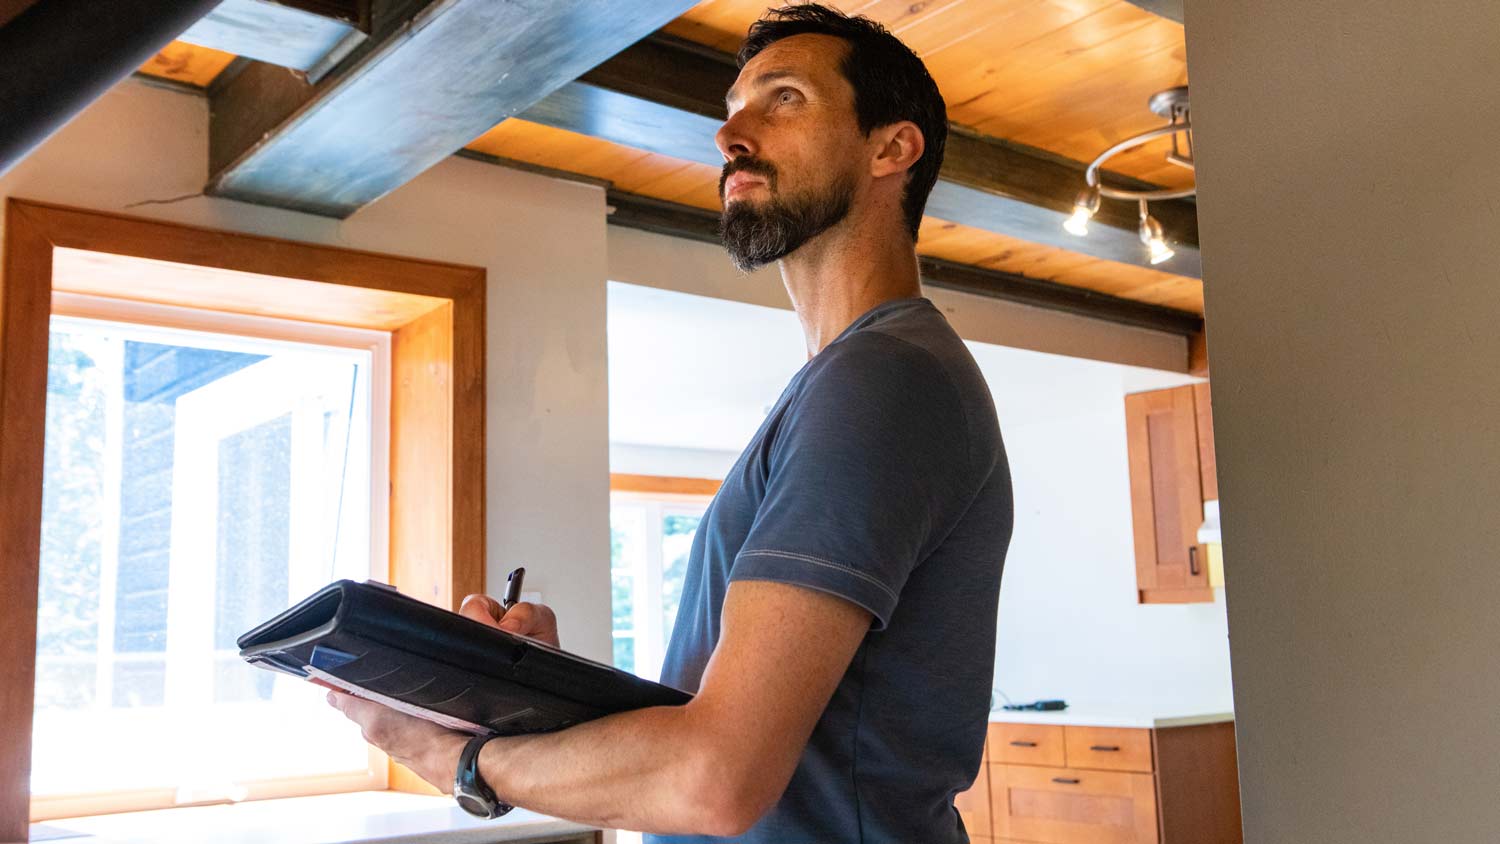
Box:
[135,0,1201,315]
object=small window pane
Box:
[612,636,636,675]
[34,317,377,799]
[661,513,701,644]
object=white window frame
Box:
[609,491,710,683]
[32,293,393,820]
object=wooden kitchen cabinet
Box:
[955,760,992,841]
[991,762,1158,844]
[1124,383,1217,604]
[959,719,1242,844]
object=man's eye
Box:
[776,89,798,105]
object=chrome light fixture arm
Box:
[1084,122,1197,202]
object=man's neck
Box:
[777,213,923,358]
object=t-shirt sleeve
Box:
[730,331,977,629]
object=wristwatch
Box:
[454,733,514,819]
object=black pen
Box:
[502,566,526,610]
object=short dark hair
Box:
[738,4,947,241]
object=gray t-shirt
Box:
[647,297,1013,844]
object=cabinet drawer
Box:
[1064,726,1154,773]
[955,762,992,839]
[988,722,1066,767]
[990,763,1158,844]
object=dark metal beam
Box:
[521,34,1202,278]
[1123,0,1184,23]
[916,255,1202,337]
[604,189,1202,338]
[0,0,223,176]
[205,0,701,218]
[178,0,366,78]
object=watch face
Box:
[456,792,495,819]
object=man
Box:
[331,5,1013,842]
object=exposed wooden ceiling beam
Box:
[178,0,366,78]
[205,0,701,217]
[604,189,1202,338]
[0,0,224,177]
[520,34,1202,279]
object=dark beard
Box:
[718,174,856,273]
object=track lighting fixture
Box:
[1064,86,1195,266]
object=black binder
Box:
[238,580,691,736]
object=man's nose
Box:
[715,109,757,162]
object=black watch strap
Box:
[454,733,514,819]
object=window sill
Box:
[29,791,599,844]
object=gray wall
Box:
[1185,2,1500,841]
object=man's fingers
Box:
[460,593,560,646]
[497,602,560,647]
[458,593,505,628]
[496,602,539,633]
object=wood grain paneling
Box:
[1063,726,1155,773]
[990,763,1159,844]
[136,3,1203,310]
[1153,721,1243,843]
[1194,381,1218,500]
[51,247,449,330]
[988,723,1067,768]
[467,119,1203,313]
[133,2,1191,187]
[610,473,722,497]
[0,202,56,844]
[664,0,1190,188]
[137,40,239,88]
[1126,385,1213,603]
[956,761,994,839]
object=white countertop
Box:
[29,791,598,844]
[989,703,1234,729]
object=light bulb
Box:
[1064,187,1100,236]
[1138,200,1174,265]
[1063,207,1091,236]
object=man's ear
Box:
[869,121,925,180]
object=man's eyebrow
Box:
[725,69,810,109]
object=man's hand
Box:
[458,593,560,648]
[327,690,468,793]
[326,591,560,791]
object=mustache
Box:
[719,156,778,197]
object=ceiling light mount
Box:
[1066,86,1196,264]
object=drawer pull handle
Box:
[1052,777,1081,785]
[1008,740,1038,747]
[1089,745,1121,752]
[1189,545,1201,576]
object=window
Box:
[32,298,389,812]
[608,476,718,683]
[1,201,485,837]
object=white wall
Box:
[604,281,1234,710]
[610,444,740,479]
[0,80,617,663]
[1186,2,1500,840]
[608,225,1191,373]
[976,344,1232,711]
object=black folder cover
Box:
[238,580,691,736]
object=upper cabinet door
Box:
[1125,385,1213,603]
[1194,382,1218,501]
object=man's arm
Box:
[330,579,871,837]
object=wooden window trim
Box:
[0,199,486,837]
[609,473,721,499]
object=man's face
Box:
[716,34,867,272]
